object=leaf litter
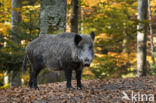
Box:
[0,76,156,103]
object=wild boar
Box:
[22,32,95,89]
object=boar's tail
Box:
[22,54,28,73]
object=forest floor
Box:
[0,76,156,103]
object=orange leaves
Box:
[95,52,133,67]
[12,7,22,13]
[0,23,10,36]
[91,51,137,78]
[82,0,101,7]
[95,53,105,58]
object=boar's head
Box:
[74,32,95,67]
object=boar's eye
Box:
[89,45,93,49]
[78,45,83,49]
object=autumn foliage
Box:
[0,0,156,87]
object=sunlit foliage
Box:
[79,0,139,78]
[0,0,40,73]
[0,0,156,86]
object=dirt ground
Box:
[0,76,156,103]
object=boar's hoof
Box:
[30,85,39,90]
[34,86,40,90]
[77,87,82,90]
[77,86,83,90]
[67,86,75,90]
[77,84,83,89]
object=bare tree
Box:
[137,0,148,77]
[148,0,155,65]
[10,0,22,87]
[70,0,79,33]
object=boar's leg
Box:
[75,69,82,89]
[64,69,73,88]
[29,64,42,89]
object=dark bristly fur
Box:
[23,32,95,89]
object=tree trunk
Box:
[39,0,69,83]
[11,0,22,43]
[3,72,9,85]
[137,0,148,77]
[148,0,155,65]
[122,30,127,53]
[10,71,21,87]
[39,0,67,35]
[10,0,22,88]
[70,0,79,33]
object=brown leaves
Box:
[0,76,156,103]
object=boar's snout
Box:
[84,63,90,67]
[83,58,91,67]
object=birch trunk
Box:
[137,0,148,77]
[10,0,22,87]
[3,72,9,85]
[148,0,155,65]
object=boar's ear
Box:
[90,32,95,41]
[74,34,82,45]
